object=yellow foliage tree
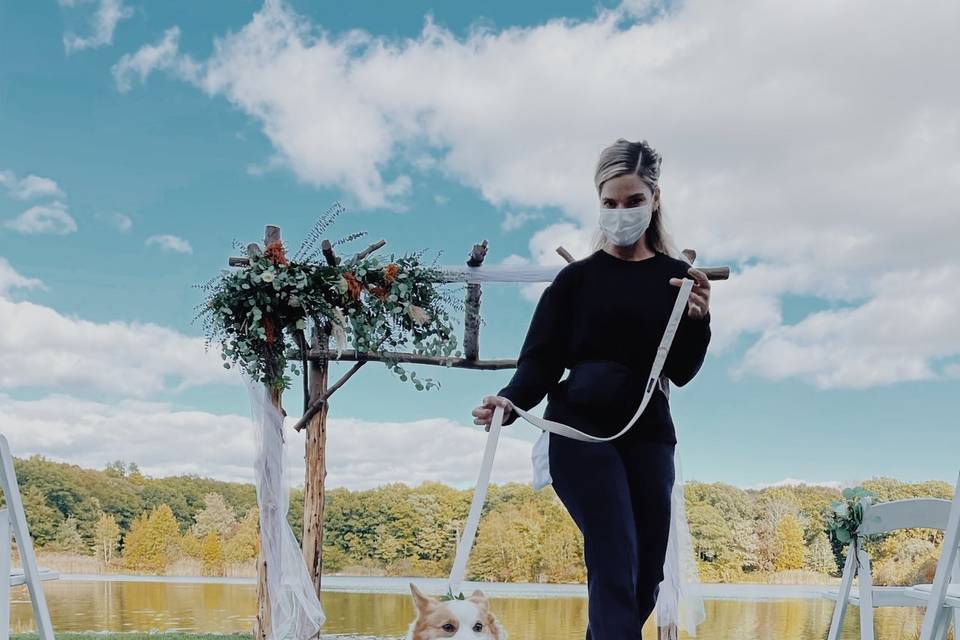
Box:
[773,515,805,571]
[223,507,259,564]
[121,504,181,574]
[180,531,203,559]
[201,532,225,577]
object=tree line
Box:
[7,455,954,584]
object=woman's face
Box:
[599,173,658,209]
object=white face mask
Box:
[598,202,653,247]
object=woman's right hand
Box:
[471,395,514,432]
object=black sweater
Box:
[496,248,711,442]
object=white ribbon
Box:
[447,277,705,635]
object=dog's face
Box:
[406,583,507,640]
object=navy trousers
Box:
[549,428,676,640]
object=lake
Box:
[8,575,927,639]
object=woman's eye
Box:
[473,622,484,632]
[442,623,456,632]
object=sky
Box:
[1,0,958,492]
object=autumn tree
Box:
[805,530,838,575]
[122,504,181,574]
[94,513,121,566]
[223,507,259,564]
[193,492,237,538]
[773,515,805,571]
[201,532,225,576]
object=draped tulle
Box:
[243,373,325,640]
[655,447,706,637]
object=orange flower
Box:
[343,271,363,300]
[265,240,288,266]
[370,285,390,301]
[384,263,400,284]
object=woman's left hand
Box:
[669,267,711,319]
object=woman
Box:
[471,138,712,639]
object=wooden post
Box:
[463,240,488,361]
[302,323,330,600]
[252,227,284,640]
[302,241,338,604]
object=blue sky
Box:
[1,0,958,490]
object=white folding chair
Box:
[824,496,953,640]
[0,435,57,640]
[909,472,960,640]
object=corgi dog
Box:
[406,583,507,639]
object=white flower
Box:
[331,307,348,357]
[261,270,275,283]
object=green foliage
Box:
[825,486,879,546]
[12,455,955,587]
[49,517,89,554]
[20,485,62,546]
[438,587,466,601]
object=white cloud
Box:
[433,194,449,206]
[145,233,193,254]
[501,210,543,232]
[116,0,960,389]
[95,211,133,231]
[62,0,134,54]
[0,295,230,397]
[0,393,534,489]
[0,258,46,296]
[112,26,198,92]
[0,171,65,201]
[4,201,77,235]
[732,265,960,389]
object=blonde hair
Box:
[591,138,686,263]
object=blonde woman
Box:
[471,138,712,639]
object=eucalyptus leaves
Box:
[438,587,466,602]
[825,487,879,546]
[197,221,461,392]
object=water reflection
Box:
[9,581,926,639]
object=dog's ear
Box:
[467,588,488,607]
[409,582,435,614]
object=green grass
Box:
[11,635,391,640]
[12,635,253,640]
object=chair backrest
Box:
[858,498,953,536]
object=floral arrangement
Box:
[825,486,880,546]
[196,204,463,392]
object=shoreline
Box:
[58,574,835,600]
